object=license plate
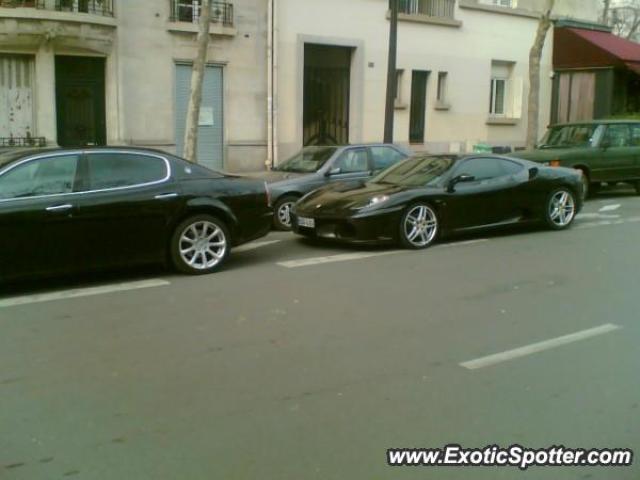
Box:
[298,216,315,228]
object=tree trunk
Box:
[526,0,555,150]
[183,0,212,163]
[602,0,611,24]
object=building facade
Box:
[1,0,602,172]
[270,0,601,163]
[0,0,268,171]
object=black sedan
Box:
[291,154,584,249]
[0,147,272,280]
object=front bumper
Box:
[291,207,403,245]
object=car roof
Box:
[548,119,640,127]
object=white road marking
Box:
[576,212,620,220]
[278,251,403,268]
[234,240,282,253]
[460,324,622,370]
[0,279,170,309]
[576,216,640,229]
[439,239,489,248]
[599,204,621,212]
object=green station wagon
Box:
[513,120,640,197]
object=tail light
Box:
[264,181,272,207]
[549,160,561,167]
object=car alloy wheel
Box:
[400,204,438,249]
[546,189,576,230]
[274,196,298,231]
[171,215,229,274]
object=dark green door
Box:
[55,56,106,147]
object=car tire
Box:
[577,168,590,199]
[273,195,298,231]
[544,188,577,231]
[398,203,439,250]
[170,214,230,275]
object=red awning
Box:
[554,27,640,72]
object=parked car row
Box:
[0,141,588,281]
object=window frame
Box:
[489,77,507,116]
[0,150,172,203]
[437,71,448,103]
[451,156,523,183]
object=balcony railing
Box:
[0,136,47,148]
[399,0,456,19]
[170,1,233,27]
[0,0,113,16]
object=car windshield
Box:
[539,125,599,148]
[274,146,337,173]
[372,155,456,187]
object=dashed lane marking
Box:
[0,279,170,309]
[599,204,622,212]
[460,324,622,370]
[234,240,282,253]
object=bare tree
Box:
[610,1,640,41]
[526,0,556,150]
[183,0,212,163]
[602,0,612,23]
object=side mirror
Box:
[447,173,475,193]
[326,167,341,176]
[528,167,539,180]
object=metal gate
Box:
[175,64,224,170]
[0,55,35,141]
[303,44,351,146]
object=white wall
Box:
[275,0,601,161]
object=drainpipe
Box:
[266,0,273,170]
[266,0,279,169]
[272,0,279,168]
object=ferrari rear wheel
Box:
[545,188,576,230]
[399,203,439,249]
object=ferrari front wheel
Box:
[399,203,439,249]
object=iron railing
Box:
[54,0,113,16]
[0,136,47,148]
[0,0,44,7]
[170,1,234,27]
[0,0,112,16]
[399,0,456,19]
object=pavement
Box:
[1,186,639,480]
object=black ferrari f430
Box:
[291,154,584,249]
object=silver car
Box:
[250,144,411,230]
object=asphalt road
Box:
[1,187,639,480]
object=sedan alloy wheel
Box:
[274,196,298,230]
[400,204,439,249]
[171,215,229,274]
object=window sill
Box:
[458,0,540,19]
[486,116,519,126]
[386,11,462,28]
[167,21,237,36]
[434,102,451,111]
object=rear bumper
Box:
[291,208,402,245]
[234,211,273,246]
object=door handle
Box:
[46,204,73,212]
[154,193,178,200]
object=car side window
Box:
[498,159,524,176]
[457,158,507,181]
[602,125,631,147]
[87,153,167,190]
[629,124,640,147]
[0,154,79,200]
[370,146,406,171]
[333,149,369,173]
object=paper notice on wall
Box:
[199,107,214,126]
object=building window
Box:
[490,78,506,115]
[170,0,234,26]
[395,69,404,102]
[489,60,515,117]
[437,72,448,102]
[399,0,456,19]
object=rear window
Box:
[87,153,167,190]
